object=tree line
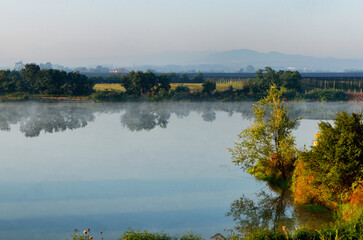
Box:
[118,70,215,97]
[0,64,94,96]
[0,64,348,101]
[89,71,207,84]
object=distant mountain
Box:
[120,49,363,72]
[200,49,363,72]
[13,49,363,73]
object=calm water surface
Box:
[0,102,361,240]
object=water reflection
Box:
[0,103,95,137]
[0,101,361,137]
[226,185,335,234]
[226,188,294,234]
[120,104,170,131]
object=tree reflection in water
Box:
[121,105,171,131]
[0,103,96,137]
[226,184,335,235]
[0,101,361,136]
[20,106,95,137]
[226,187,294,234]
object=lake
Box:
[0,101,362,240]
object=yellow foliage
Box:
[292,160,338,209]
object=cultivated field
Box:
[94,82,247,93]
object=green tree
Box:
[293,112,363,207]
[255,67,279,92]
[142,70,157,94]
[121,70,157,96]
[0,70,20,93]
[20,63,40,93]
[191,71,204,83]
[174,85,190,94]
[121,71,137,95]
[65,72,94,96]
[278,70,302,92]
[179,73,190,82]
[156,73,171,92]
[202,80,216,95]
[229,85,299,183]
[255,67,302,94]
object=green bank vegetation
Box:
[91,67,348,102]
[0,64,94,99]
[0,64,349,102]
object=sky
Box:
[1,0,363,67]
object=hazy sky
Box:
[1,0,363,66]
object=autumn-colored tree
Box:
[292,112,363,209]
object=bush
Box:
[119,229,175,240]
[202,80,216,95]
[90,90,126,102]
[118,229,204,240]
[174,85,190,94]
[292,112,363,208]
[282,89,301,100]
[303,89,347,101]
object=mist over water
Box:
[0,101,361,240]
[0,101,361,137]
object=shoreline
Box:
[0,91,362,103]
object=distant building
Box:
[286,67,296,70]
[109,67,128,73]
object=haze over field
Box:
[1,0,363,71]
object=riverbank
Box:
[69,212,363,240]
[0,88,361,103]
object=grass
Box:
[93,83,125,92]
[93,82,247,93]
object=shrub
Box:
[174,85,190,94]
[90,90,127,102]
[119,229,175,240]
[202,80,216,95]
[303,89,347,101]
[292,112,363,209]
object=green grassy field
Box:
[94,82,247,93]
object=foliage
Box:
[121,70,171,96]
[157,73,172,92]
[173,85,191,94]
[202,79,216,95]
[292,112,363,209]
[303,89,347,101]
[0,64,94,96]
[179,231,204,240]
[119,229,175,240]
[229,85,300,183]
[90,90,127,102]
[191,71,205,83]
[255,67,302,93]
[118,229,204,240]
[121,70,156,96]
